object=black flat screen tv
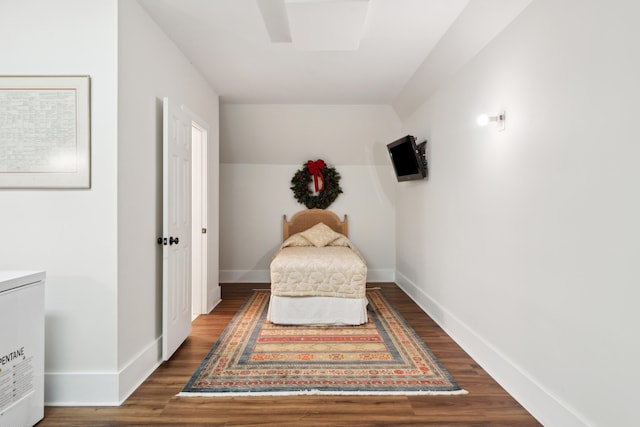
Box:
[387,135,427,182]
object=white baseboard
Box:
[395,271,588,427]
[45,338,162,406]
[220,269,270,283]
[118,337,162,403]
[366,269,394,282]
[219,269,395,283]
[45,371,119,406]
[207,296,222,314]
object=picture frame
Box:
[0,75,91,188]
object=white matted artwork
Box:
[0,75,91,188]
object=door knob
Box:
[169,236,179,245]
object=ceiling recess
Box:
[257,0,370,51]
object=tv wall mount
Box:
[417,140,427,177]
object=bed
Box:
[267,209,368,325]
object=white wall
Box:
[0,0,119,404]
[393,0,533,121]
[0,0,220,406]
[117,0,220,403]
[219,104,400,282]
[395,0,640,425]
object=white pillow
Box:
[299,222,342,247]
[282,234,311,247]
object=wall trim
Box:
[45,338,162,406]
[207,296,222,314]
[395,271,589,427]
[118,337,162,403]
[45,371,119,406]
[220,269,269,283]
[220,269,395,283]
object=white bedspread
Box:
[269,222,367,298]
[270,246,367,298]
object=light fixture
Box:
[477,110,505,131]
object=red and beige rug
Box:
[179,289,466,396]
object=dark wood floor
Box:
[39,283,540,426]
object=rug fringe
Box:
[177,389,468,398]
[254,287,382,291]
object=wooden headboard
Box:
[283,209,348,240]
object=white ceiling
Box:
[137,0,470,104]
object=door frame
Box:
[191,120,208,317]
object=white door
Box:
[162,98,192,361]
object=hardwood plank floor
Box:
[39,283,541,426]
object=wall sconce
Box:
[477,110,505,131]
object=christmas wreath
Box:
[290,159,342,209]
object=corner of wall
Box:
[392,0,534,120]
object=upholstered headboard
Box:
[282,209,348,240]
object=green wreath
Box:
[290,159,342,209]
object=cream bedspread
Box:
[270,222,367,299]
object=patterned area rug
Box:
[179,290,466,396]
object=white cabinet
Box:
[0,271,45,427]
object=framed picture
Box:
[0,75,91,188]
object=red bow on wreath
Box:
[307,159,326,192]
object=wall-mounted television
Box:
[386,135,427,182]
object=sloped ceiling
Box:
[138,0,532,114]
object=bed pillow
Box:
[282,233,311,247]
[300,222,342,247]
